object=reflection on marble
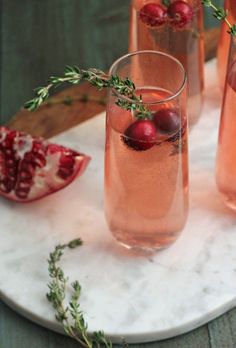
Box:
[1,60,236,344]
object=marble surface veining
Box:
[0,60,236,344]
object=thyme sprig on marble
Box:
[202,0,236,35]
[25,66,152,120]
[47,238,112,348]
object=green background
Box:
[0,0,222,124]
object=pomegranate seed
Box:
[57,167,74,180]
[167,0,193,28]
[140,3,167,27]
[122,119,157,151]
[16,188,30,199]
[153,108,180,134]
[1,179,14,193]
[19,171,33,180]
[60,154,75,167]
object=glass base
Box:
[112,229,181,253]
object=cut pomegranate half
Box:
[0,127,91,203]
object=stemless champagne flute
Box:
[104,51,189,251]
[216,35,236,210]
[217,0,236,89]
[129,0,204,127]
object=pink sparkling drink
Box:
[104,51,189,251]
[216,36,236,210]
[217,0,236,89]
[129,0,204,127]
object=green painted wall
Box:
[0,0,223,124]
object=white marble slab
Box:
[1,60,236,344]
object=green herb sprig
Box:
[202,0,236,35]
[162,0,170,8]
[47,238,112,348]
[25,66,151,120]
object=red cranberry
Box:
[140,3,167,27]
[122,119,157,151]
[167,121,187,142]
[153,108,180,134]
[167,0,193,28]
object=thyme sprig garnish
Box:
[162,0,170,8]
[47,238,112,348]
[202,0,236,35]
[25,66,152,120]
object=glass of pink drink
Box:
[129,0,204,127]
[105,51,189,251]
[216,36,236,211]
[217,0,236,90]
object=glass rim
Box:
[109,50,187,105]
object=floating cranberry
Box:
[122,120,157,151]
[167,121,186,142]
[153,108,180,134]
[167,0,193,28]
[139,3,167,27]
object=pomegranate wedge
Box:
[0,127,90,203]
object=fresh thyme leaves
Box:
[25,66,152,120]
[202,0,236,35]
[47,238,112,348]
[162,0,170,8]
